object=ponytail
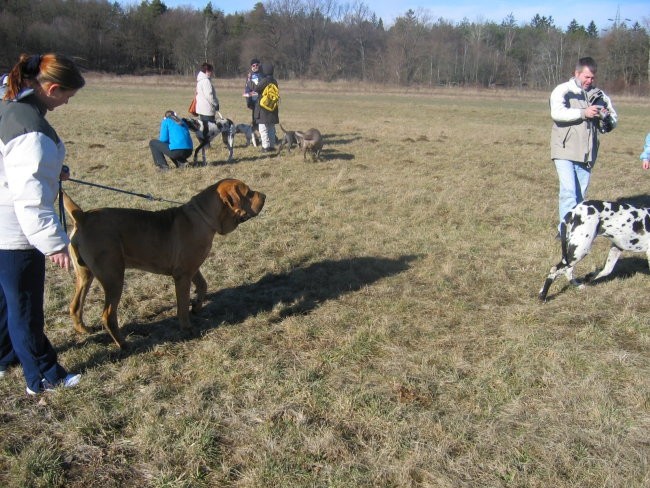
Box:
[3,53,84,101]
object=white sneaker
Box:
[63,373,81,387]
[25,373,81,395]
[0,369,6,379]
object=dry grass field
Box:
[0,76,648,487]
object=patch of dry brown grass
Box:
[0,78,649,487]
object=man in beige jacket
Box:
[549,56,617,236]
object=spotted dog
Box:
[539,200,650,301]
[183,116,235,165]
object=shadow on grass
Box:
[70,254,420,366]
[586,256,650,283]
[323,133,362,146]
[198,132,361,165]
[614,193,650,207]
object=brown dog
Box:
[63,178,265,348]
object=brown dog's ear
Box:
[217,180,244,212]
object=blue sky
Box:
[135,1,648,30]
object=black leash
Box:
[58,180,67,232]
[66,177,184,205]
[57,170,184,232]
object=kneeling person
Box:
[149,111,193,170]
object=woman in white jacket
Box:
[195,62,219,142]
[0,53,84,395]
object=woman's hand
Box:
[48,249,71,270]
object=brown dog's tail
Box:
[61,191,84,226]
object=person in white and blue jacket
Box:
[0,53,84,395]
[640,134,650,170]
[243,58,261,128]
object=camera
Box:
[597,111,614,134]
[588,88,614,134]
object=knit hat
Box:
[261,63,274,76]
[250,58,260,66]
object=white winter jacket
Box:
[195,71,219,117]
[549,77,617,165]
[0,91,69,254]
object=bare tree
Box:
[387,9,431,85]
[0,0,647,90]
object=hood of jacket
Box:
[197,70,211,82]
[261,63,274,76]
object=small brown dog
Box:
[295,128,323,162]
[63,178,265,348]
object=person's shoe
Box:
[555,232,561,241]
[0,367,6,379]
[25,373,81,396]
[63,373,82,388]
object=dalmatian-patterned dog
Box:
[539,200,650,301]
[183,115,235,165]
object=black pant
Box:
[149,139,192,168]
[199,115,216,142]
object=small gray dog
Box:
[234,124,257,147]
[277,124,300,154]
[295,128,323,162]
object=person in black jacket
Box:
[253,63,279,152]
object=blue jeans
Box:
[554,159,592,230]
[0,249,67,392]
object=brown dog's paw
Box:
[190,299,203,314]
[73,322,94,335]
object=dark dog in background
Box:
[295,128,323,162]
[277,124,300,154]
[184,115,235,165]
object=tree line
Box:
[1,0,648,92]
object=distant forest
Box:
[1,0,648,91]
